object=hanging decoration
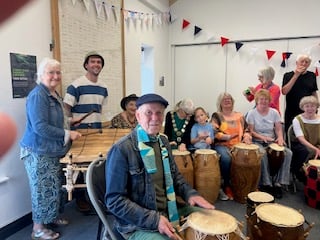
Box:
[221,37,229,47]
[280,52,292,67]
[83,0,90,12]
[266,50,276,60]
[235,42,243,51]
[194,26,202,36]
[182,19,190,29]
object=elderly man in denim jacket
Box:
[105,93,214,240]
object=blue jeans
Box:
[213,145,232,187]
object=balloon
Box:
[0,112,17,158]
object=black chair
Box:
[86,158,124,240]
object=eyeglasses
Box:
[46,71,62,76]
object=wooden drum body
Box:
[246,191,274,240]
[267,143,285,176]
[231,143,262,203]
[193,149,220,204]
[303,160,320,209]
[182,210,243,240]
[172,150,194,188]
[250,203,309,240]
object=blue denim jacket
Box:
[20,83,70,157]
[105,130,198,235]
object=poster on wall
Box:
[10,52,37,98]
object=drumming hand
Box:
[70,130,82,141]
[170,141,177,146]
[158,215,179,240]
[178,143,187,151]
[188,195,215,210]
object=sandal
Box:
[31,228,60,240]
[49,218,69,227]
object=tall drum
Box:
[231,143,262,203]
[193,149,220,204]
[303,159,320,209]
[172,149,194,187]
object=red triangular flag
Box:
[221,37,229,47]
[182,19,190,29]
[266,50,276,60]
[282,52,292,60]
[315,68,319,77]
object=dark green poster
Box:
[10,53,37,98]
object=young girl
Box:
[191,107,214,149]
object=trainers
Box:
[224,187,234,200]
[219,188,229,201]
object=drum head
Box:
[308,159,320,167]
[187,210,237,235]
[234,143,259,150]
[247,191,274,203]
[268,143,285,151]
[195,149,216,155]
[172,149,190,156]
[255,203,304,227]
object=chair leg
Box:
[97,218,102,240]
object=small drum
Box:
[193,149,220,204]
[267,143,285,176]
[231,143,262,203]
[172,150,194,187]
[246,191,274,240]
[303,159,320,209]
[181,210,244,240]
[251,203,309,240]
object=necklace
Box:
[171,111,189,143]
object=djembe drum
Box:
[193,149,220,204]
[246,191,274,240]
[266,143,285,176]
[172,149,194,187]
[251,203,313,240]
[231,143,262,203]
[303,159,320,209]
[181,210,244,240]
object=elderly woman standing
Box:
[111,94,139,129]
[291,95,320,181]
[164,98,195,151]
[211,92,252,200]
[20,58,82,239]
[246,89,292,199]
[244,66,281,113]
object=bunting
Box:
[235,42,243,51]
[182,19,190,29]
[280,52,292,67]
[266,50,276,60]
[221,37,229,47]
[194,26,202,36]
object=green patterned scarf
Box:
[137,125,179,224]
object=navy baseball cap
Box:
[136,93,169,109]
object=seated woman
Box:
[164,98,195,151]
[246,89,292,199]
[190,107,214,149]
[211,92,252,201]
[243,66,281,114]
[291,95,320,182]
[110,94,138,129]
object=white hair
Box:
[37,57,60,83]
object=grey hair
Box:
[258,66,275,81]
[299,95,319,110]
[174,98,195,115]
[296,54,312,63]
[216,92,234,112]
[36,57,60,83]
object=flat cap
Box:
[136,93,169,108]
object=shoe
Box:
[273,186,283,199]
[31,228,59,240]
[224,187,234,200]
[76,198,91,212]
[219,188,229,201]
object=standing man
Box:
[64,51,108,213]
[64,51,108,129]
[106,93,214,240]
[282,54,318,132]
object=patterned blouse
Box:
[110,112,138,129]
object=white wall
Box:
[0,0,52,227]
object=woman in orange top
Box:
[211,92,252,200]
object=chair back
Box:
[86,158,124,240]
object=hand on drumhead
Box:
[188,195,215,210]
[158,215,180,239]
[178,143,187,151]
